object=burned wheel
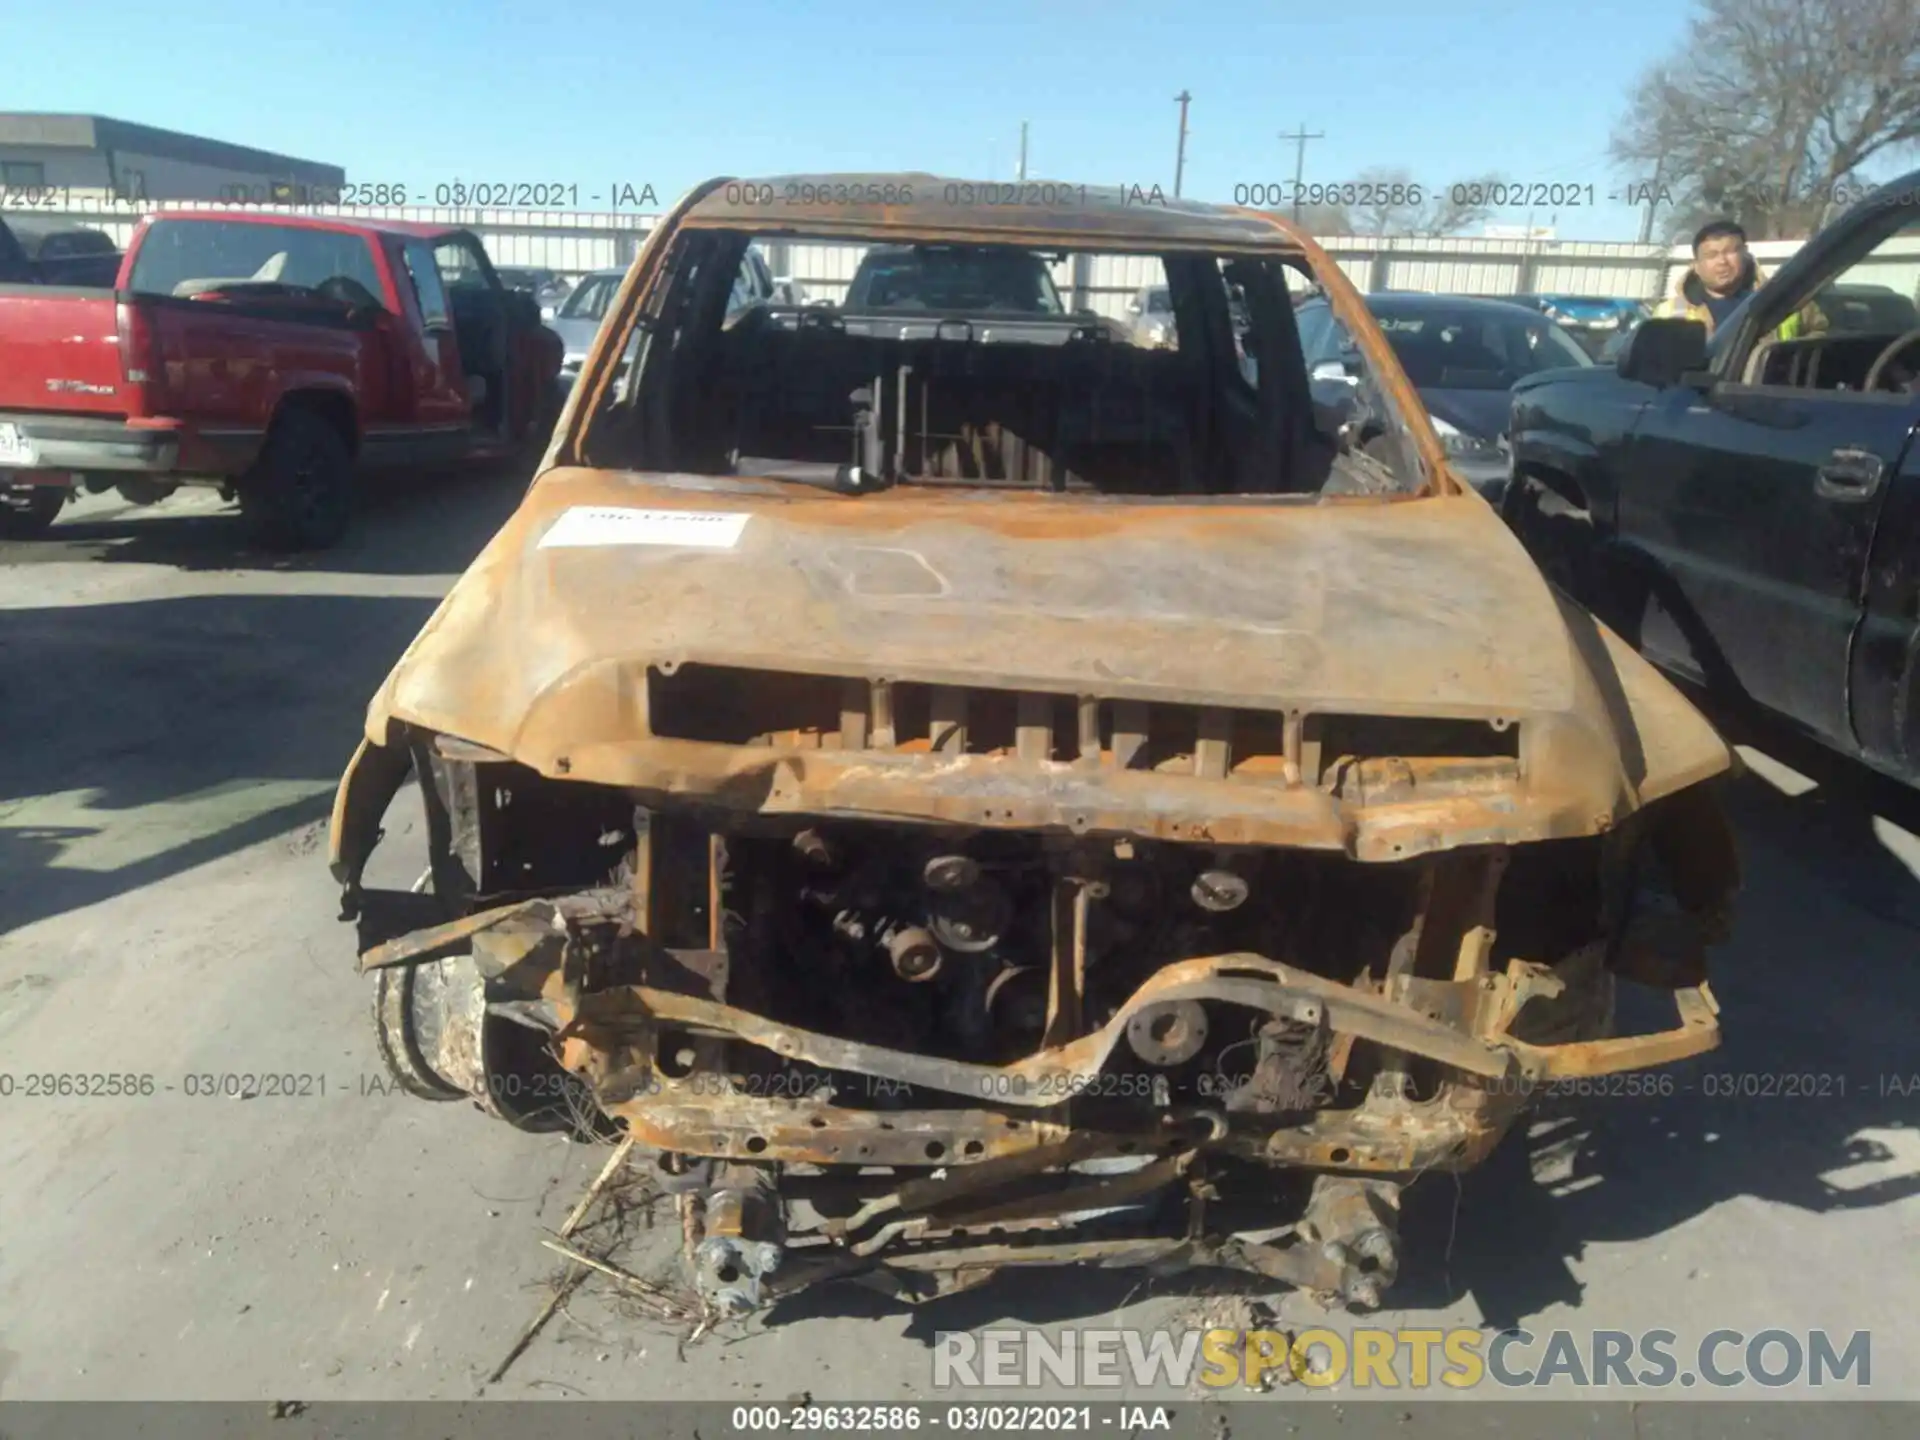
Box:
[371,957,482,1102]
[370,949,607,1136]
[0,486,64,539]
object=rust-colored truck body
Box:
[329,176,1739,1314]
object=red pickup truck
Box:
[0,211,564,548]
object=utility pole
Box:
[1277,123,1325,220]
[1636,153,1666,244]
[1173,91,1191,198]
[1017,121,1028,181]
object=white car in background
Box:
[547,268,626,384]
[550,248,784,392]
[1124,282,1176,347]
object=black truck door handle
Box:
[1814,447,1886,502]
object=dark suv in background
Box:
[0,213,123,286]
[1298,291,1591,498]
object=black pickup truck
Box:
[0,213,123,287]
[835,243,1129,343]
[1504,170,1920,789]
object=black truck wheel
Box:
[0,486,64,539]
[239,408,355,551]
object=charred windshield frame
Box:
[561,210,1446,502]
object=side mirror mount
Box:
[1617,317,1709,388]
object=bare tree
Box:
[1421,172,1506,236]
[1612,0,1920,240]
[1294,202,1354,235]
[1349,170,1420,236]
[1348,167,1506,236]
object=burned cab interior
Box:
[573,229,1423,496]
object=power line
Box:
[1173,91,1192,198]
[1277,124,1325,220]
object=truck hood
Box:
[364,467,1733,833]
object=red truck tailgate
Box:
[0,288,127,419]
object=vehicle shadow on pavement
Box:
[9,466,529,578]
[0,592,438,937]
[766,767,1920,1340]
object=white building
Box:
[0,113,343,204]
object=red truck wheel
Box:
[239,408,355,551]
[0,485,64,539]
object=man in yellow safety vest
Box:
[1654,219,1822,341]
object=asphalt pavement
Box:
[1,475,1916,1405]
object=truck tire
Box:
[239,408,355,551]
[372,959,472,1102]
[0,486,64,539]
[113,477,179,507]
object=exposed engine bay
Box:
[336,719,1736,1317]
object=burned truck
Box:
[328,176,1740,1316]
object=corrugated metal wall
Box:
[25,196,1920,306]
[1325,237,1673,300]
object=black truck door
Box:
[1616,208,1920,756]
[1852,448,1920,778]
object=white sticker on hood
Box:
[538,506,751,550]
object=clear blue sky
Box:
[8,0,1696,241]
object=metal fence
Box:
[21,195,1920,311]
[740,235,1684,320]
[18,195,662,277]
